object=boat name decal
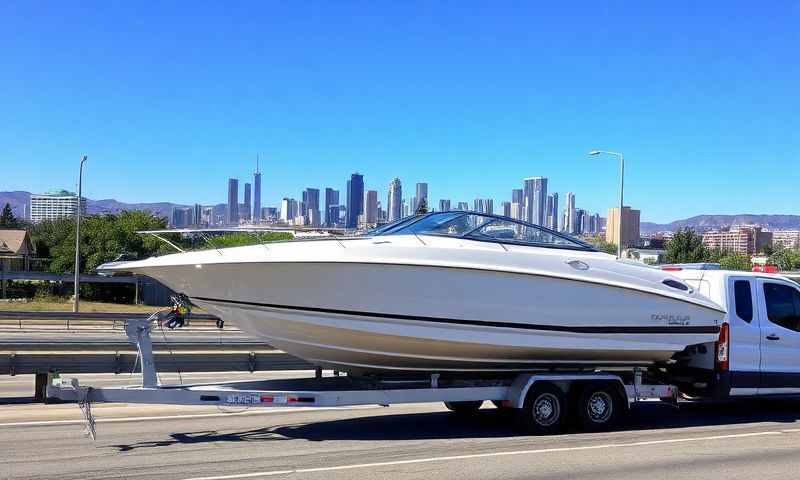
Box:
[651,314,691,326]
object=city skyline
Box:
[3,3,798,223]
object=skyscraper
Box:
[280,197,298,223]
[253,157,262,222]
[563,192,576,234]
[346,173,364,229]
[243,183,252,221]
[414,182,428,213]
[439,199,451,212]
[510,188,523,219]
[387,178,402,222]
[227,178,239,225]
[523,177,547,225]
[324,188,339,227]
[364,190,378,224]
[456,201,469,211]
[473,198,493,214]
[502,201,511,217]
[304,188,320,226]
[546,193,559,231]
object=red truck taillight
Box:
[715,323,730,371]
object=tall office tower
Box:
[592,213,601,234]
[473,198,493,214]
[456,201,469,211]
[303,188,320,226]
[563,192,576,234]
[192,204,202,226]
[327,205,340,226]
[573,209,587,235]
[253,157,262,222]
[502,201,511,217]
[523,177,547,225]
[280,198,298,222]
[410,196,417,213]
[414,182,428,212]
[346,173,364,229]
[439,199,451,211]
[363,190,378,224]
[201,206,214,226]
[402,199,409,217]
[243,183,252,221]
[510,202,522,220]
[606,206,641,249]
[546,193,559,230]
[324,188,340,227]
[227,178,239,224]
[511,188,523,220]
[387,178,402,222]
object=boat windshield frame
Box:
[372,211,597,252]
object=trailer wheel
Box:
[444,400,484,415]
[575,383,622,432]
[518,382,566,435]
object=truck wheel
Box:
[444,400,484,415]
[517,382,566,435]
[575,384,622,432]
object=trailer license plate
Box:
[225,394,261,405]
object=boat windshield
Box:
[374,211,595,251]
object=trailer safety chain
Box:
[76,381,97,441]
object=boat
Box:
[99,211,725,374]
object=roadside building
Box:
[771,230,800,249]
[30,190,86,222]
[606,206,641,249]
[702,226,773,255]
[0,230,35,271]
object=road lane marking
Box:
[181,431,786,480]
[0,405,379,428]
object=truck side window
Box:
[733,280,753,323]
[764,283,800,332]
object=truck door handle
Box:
[766,334,781,341]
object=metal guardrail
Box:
[1,347,313,375]
[0,311,223,330]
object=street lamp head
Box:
[588,150,601,156]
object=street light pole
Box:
[588,150,625,259]
[73,155,88,313]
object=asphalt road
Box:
[2,372,800,480]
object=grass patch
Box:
[0,300,166,313]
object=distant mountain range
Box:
[2,191,798,232]
[0,191,185,220]
[640,215,800,234]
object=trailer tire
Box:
[575,383,623,432]
[517,382,566,435]
[444,400,484,416]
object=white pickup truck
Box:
[670,267,800,398]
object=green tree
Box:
[718,252,752,271]
[0,203,19,228]
[769,248,800,271]
[29,211,171,273]
[207,232,293,249]
[664,228,708,264]
[583,236,617,255]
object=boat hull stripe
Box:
[192,297,721,335]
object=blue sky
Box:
[2,1,798,223]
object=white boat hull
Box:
[138,259,724,373]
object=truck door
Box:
[726,278,761,395]
[756,278,800,394]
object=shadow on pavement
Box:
[111,399,800,452]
